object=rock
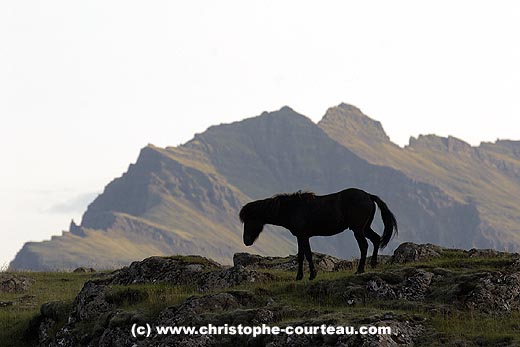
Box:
[38,317,57,347]
[233,252,355,272]
[466,248,503,258]
[198,265,275,292]
[104,255,274,293]
[510,257,520,271]
[464,272,520,313]
[98,326,136,347]
[107,255,222,286]
[257,315,424,347]
[40,301,70,321]
[0,274,35,293]
[73,267,96,273]
[0,301,13,307]
[158,292,243,326]
[366,278,398,300]
[398,269,434,301]
[50,282,114,347]
[146,334,216,347]
[391,243,443,264]
[365,269,433,302]
[337,319,424,347]
[69,281,113,322]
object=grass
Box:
[2,253,520,346]
[0,271,95,347]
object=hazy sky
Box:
[1,1,519,268]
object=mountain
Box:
[10,105,515,270]
[318,103,520,250]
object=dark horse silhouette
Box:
[239,188,397,280]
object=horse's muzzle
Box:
[243,237,254,246]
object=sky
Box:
[1,1,519,268]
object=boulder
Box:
[104,255,275,292]
[0,274,35,293]
[391,243,443,264]
[69,281,113,322]
[464,272,520,313]
[398,269,434,301]
[107,255,222,286]
[73,267,96,273]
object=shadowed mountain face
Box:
[318,103,520,250]
[10,105,514,270]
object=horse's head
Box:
[242,219,264,246]
[239,199,271,246]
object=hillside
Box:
[318,103,520,250]
[10,105,515,270]
[2,243,520,346]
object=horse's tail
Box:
[370,195,398,249]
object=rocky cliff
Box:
[319,103,520,251]
[10,105,516,270]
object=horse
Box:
[239,188,397,280]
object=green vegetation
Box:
[2,252,520,346]
[0,271,94,347]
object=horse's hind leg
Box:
[365,228,381,268]
[301,237,317,280]
[353,228,368,274]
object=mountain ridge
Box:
[10,104,519,270]
[318,103,520,249]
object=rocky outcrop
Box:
[391,242,517,264]
[197,265,276,292]
[29,245,520,346]
[101,255,273,293]
[464,272,520,313]
[107,255,222,286]
[233,252,356,272]
[391,243,444,264]
[0,274,35,293]
[258,313,425,347]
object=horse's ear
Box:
[239,204,248,223]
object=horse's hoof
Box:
[370,262,378,269]
[296,273,303,281]
[309,272,317,280]
[355,270,365,274]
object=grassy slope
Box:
[0,272,93,347]
[11,145,296,270]
[318,105,520,249]
[2,253,520,347]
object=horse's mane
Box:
[272,190,316,201]
[239,190,315,222]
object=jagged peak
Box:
[319,103,390,142]
[408,134,474,155]
[337,102,363,113]
[480,139,520,150]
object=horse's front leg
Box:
[301,237,317,280]
[296,237,305,280]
